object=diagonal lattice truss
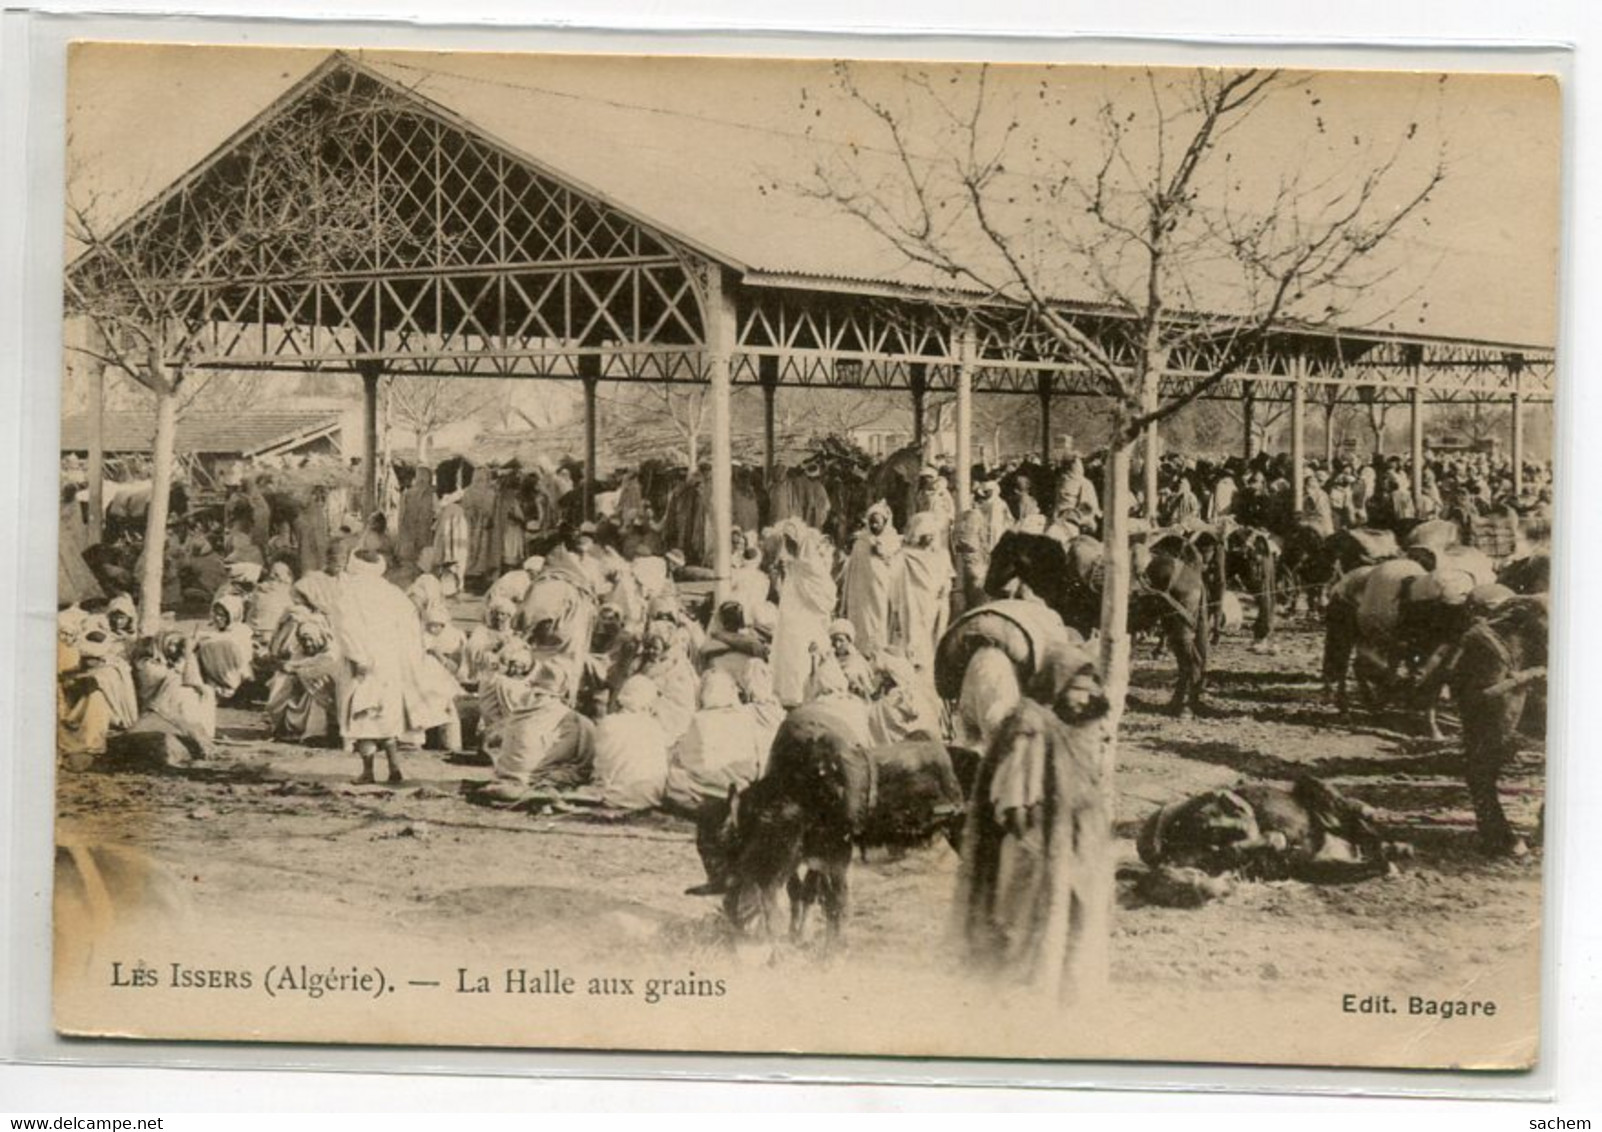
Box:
[733,286,1555,404]
[66,54,1554,405]
[68,60,710,384]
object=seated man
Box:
[591,675,671,810]
[130,632,218,756]
[663,671,769,811]
[464,597,516,685]
[195,593,256,700]
[265,621,341,744]
[699,601,771,691]
[179,535,230,612]
[488,661,594,792]
[822,618,876,700]
[580,603,636,718]
[57,613,139,771]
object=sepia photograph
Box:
[51,42,1559,1069]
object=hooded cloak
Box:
[196,593,255,696]
[952,695,1111,1002]
[663,671,768,808]
[592,676,671,809]
[842,501,906,656]
[771,520,838,707]
[897,511,953,673]
[334,553,450,741]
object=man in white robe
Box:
[592,675,671,810]
[770,519,837,708]
[896,511,953,675]
[728,545,772,624]
[841,501,905,658]
[663,671,768,809]
[334,551,450,783]
[195,593,255,700]
[972,479,1013,550]
[1054,457,1101,530]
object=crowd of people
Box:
[56,436,1553,818]
[54,453,979,813]
[1144,448,1553,537]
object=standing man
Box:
[246,474,274,554]
[294,485,331,577]
[971,478,1013,550]
[394,465,435,571]
[432,489,472,597]
[841,500,905,659]
[334,549,449,785]
[1053,456,1101,532]
[1301,468,1336,537]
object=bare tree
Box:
[598,383,711,467]
[782,389,898,445]
[175,370,275,418]
[799,63,1443,999]
[1356,386,1398,455]
[65,79,420,632]
[384,376,504,464]
[1438,393,1508,447]
[1220,396,1292,457]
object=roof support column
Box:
[759,355,779,485]
[1512,372,1526,498]
[1410,364,1425,509]
[703,264,737,604]
[1038,371,1054,465]
[954,324,976,511]
[579,354,601,522]
[1324,392,1338,467]
[910,363,928,455]
[1291,358,1308,515]
[86,338,105,544]
[1242,385,1257,460]
[1142,354,1164,521]
[357,360,383,519]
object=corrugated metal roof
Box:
[354,54,942,289]
[71,49,1558,351]
[348,54,1555,350]
[60,410,343,457]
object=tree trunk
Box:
[416,429,431,467]
[1072,436,1133,999]
[138,386,178,636]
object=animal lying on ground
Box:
[1133,776,1410,907]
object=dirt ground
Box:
[54,611,1547,1060]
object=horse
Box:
[986,530,1210,715]
[1152,525,1272,645]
